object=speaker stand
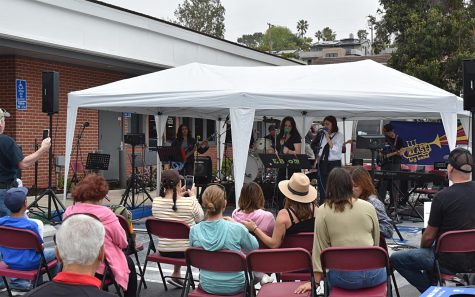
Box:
[119,144,153,209]
[28,113,65,223]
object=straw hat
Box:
[278,173,317,203]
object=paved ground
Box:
[1,189,424,297]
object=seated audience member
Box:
[0,187,59,294]
[351,166,394,238]
[152,169,204,287]
[391,148,475,293]
[190,185,259,295]
[241,173,316,248]
[63,175,137,297]
[232,182,275,236]
[25,214,115,297]
[296,168,383,294]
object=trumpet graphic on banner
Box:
[403,134,442,162]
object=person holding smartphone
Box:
[151,170,204,288]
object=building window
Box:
[130,114,142,133]
[325,53,338,58]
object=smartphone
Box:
[185,175,194,190]
[42,129,49,140]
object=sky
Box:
[103,0,381,43]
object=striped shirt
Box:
[152,195,204,252]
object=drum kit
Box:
[244,137,278,184]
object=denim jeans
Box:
[390,247,448,293]
[4,248,59,290]
[0,189,10,218]
[327,268,387,291]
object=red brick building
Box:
[0,0,296,189]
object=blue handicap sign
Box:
[16,79,27,110]
[123,112,132,118]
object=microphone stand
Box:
[70,124,87,188]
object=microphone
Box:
[82,122,90,128]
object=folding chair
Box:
[434,228,475,286]
[99,259,123,297]
[279,232,314,281]
[379,233,400,297]
[138,218,190,296]
[116,214,146,290]
[0,226,58,297]
[320,246,391,297]
[184,247,249,297]
[247,248,316,297]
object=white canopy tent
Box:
[65,60,469,204]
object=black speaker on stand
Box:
[463,59,475,181]
[28,71,65,223]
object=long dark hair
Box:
[176,124,192,141]
[325,168,354,212]
[278,116,301,139]
[160,179,179,211]
[323,115,338,133]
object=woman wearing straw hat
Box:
[241,173,317,248]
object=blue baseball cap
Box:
[4,187,28,213]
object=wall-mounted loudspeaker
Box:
[42,71,59,114]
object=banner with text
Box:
[390,121,468,165]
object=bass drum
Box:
[254,138,273,154]
[244,154,264,183]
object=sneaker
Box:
[0,287,6,293]
[11,290,28,296]
[259,273,275,285]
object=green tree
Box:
[174,0,226,38]
[296,19,309,38]
[373,0,475,94]
[237,32,263,49]
[322,27,336,41]
[314,30,323,42]
[258,26,299,52]
[357,29,368,41]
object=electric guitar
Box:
[381,147,408,160]
[171,137,210,171]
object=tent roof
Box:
[69,59,466,120]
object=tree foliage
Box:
[237,33,263,49]
[296,20,309,38]
[357,29,368,41]
[258,26,298,52]
[322,27,336,41]
[314,30,323,42]
[373,0,475,94]
[174,0,226,38]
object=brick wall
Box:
[0,55,128,188]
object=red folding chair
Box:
[434,228,475,286]
[184,247,249,297]
[320,246,390,297]
[379,234,400,297]
[247,248,316,297]
[279,232,314,281]
[0,226,58,297]
[137,218,190,296]
[116,214,146,290]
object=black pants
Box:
[317,160,341,205]
[378,162,401,205]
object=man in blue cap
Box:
[0,187,58,295]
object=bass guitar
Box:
[171,136,210,171]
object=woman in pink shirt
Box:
[63,175,137,297]
[232,182,275,236]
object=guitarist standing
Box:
[171,124,209,175]
[378,123,404,206]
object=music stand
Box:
[156,146,175,163]
[356,135,385,177]
[85,153,110,171]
